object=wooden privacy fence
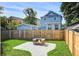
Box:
[1,30,64,40]
[65,30,79,56]
[1,30,79,56]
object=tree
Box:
[7,16,17,30]
[23,8,38,25]
[7,20,17,30]
[0,6,4,14]
[0,16,8,29]
[0,6,5,28]
[60,2,79,26]
[8,16,15,23]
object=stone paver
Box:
[13,42,56,56]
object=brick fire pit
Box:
[33,38,45,45]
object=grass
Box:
[47,41,72,56]
[1,39,72,56]
[1,39,31,56]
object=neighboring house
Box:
[67,22,79,32]
[17,11,62,30]
[17,24,38,30]
[38,11,62,30]
[9,16,24,24]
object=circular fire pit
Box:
[33,38,45,45]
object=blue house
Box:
[17,11,62,30]
[17,24,38,30]
[38,11,62,30]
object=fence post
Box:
[40,30,42,38]
[23,30,25,39]
[9,30,11,39]
[65,30,66,42]
[19,30,21,39]
[68,30,69,45]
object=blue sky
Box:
[0,2,65,24]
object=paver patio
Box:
[13,42,56,56]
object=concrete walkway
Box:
[13,42,56,56]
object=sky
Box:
[0,2,65,24]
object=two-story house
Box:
[38,11,62,30]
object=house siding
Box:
[17,24,38,30]
[38,11,62,30]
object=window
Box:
[48,24,52,30]
[44,18,46,20]
[54,17,56,20]
[48,26,52,30]
[55,24,59,30]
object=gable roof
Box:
[14,17,23,20]
[41,11,62,18]
[8,16,23,21]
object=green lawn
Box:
[47,41,72,56]
[1,39,72,56]
[1,39,31,56]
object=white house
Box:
[38,11,62,30]
[17,11,62,30]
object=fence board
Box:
[74,32,79,56]
[1,31,9,40]
[1,30,64,40]
[68,31,74,54]
[65,30,79,56]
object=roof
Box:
[9,16,23,20]
[16,23,38,27]
[41,11,62,18]
[68,21,79,26]
[67,22,79,30]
